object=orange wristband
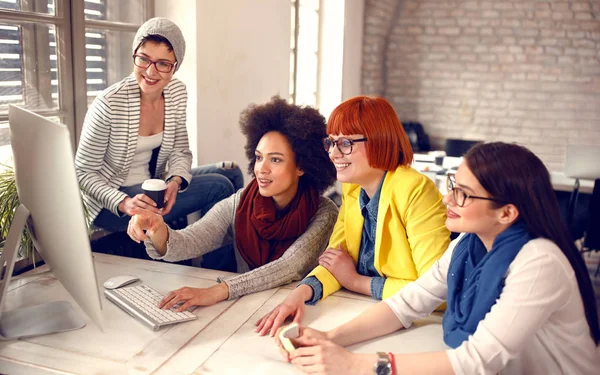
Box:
[388,352,396,375]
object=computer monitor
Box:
[0,105,104,339]
[444,139,482,158]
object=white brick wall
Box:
[363,0,600,171]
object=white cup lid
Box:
[142,179,167,191]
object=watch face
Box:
[376,363,392,375]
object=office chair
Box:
[564,145,600,277]
[564,145,600,236]
[581,179,600,277]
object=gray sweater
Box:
[145,189,339,299]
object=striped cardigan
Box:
[75,74,192,221]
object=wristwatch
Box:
[166,176,182,191]
[374,352,392,375]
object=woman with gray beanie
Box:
[75,17,242,269]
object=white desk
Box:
[549,171,594,194]
[0,254,446,375]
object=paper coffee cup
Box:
[142,179,167,209]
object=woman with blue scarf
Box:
[276,142,600,375]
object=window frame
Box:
[0,0,153,148]
[289,0,323,108]
[0,0,75,135]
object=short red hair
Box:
[327,96,413,170]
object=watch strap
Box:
[166,176,182,190]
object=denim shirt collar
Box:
[359,172,387,220]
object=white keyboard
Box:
[104,284,197,331]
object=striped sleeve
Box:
[75,94,128,216]
[164,80,192,186]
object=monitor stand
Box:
[0,204,85,340]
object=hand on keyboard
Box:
[104,284,197,331]
[159,283,230,311]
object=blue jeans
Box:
[93,162,242,272]
[93,162,244,232]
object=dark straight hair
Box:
[464,142,600,345]
[137,35,174,53]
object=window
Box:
[0,0,152,166]
[290,0,345,121]
[290,0,321,108]
[81,0,151,106]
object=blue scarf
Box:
[442,221,532,348]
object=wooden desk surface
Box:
[0,253,446,375]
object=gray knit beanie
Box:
[132,17,185,72]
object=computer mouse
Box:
[103,275,140,289]
[279,323,300,353]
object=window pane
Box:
[290,2,296,49]
[296,50,318,107]
[84,0,148,24]
[0,0,55,15]
[292,0,320,107]
[0,121,10,164]
[0,22,59,115]
[298,4,319,53]
[0,24,21,110]
[296,92,316,108]
[85,28,135,106]
[301,0,319,11]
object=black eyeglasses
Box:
[322,137,367,155]
[446,173,505,207]
[133,54,177,73]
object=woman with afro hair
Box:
[127,96,339,309]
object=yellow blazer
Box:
[307,165,450,300]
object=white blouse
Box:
[122,132,163,187]
[384,236,600,375]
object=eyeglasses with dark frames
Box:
[322,137,367,155]
[446,173,505,207]
[133,54,177,73]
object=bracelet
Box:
[388,352,396,375]
[167,176,182,190]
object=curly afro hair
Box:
[239,96,336,194]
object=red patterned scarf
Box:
[235,179,320,270]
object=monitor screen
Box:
[0,105,103,339]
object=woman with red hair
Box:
[256,96,450,336]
